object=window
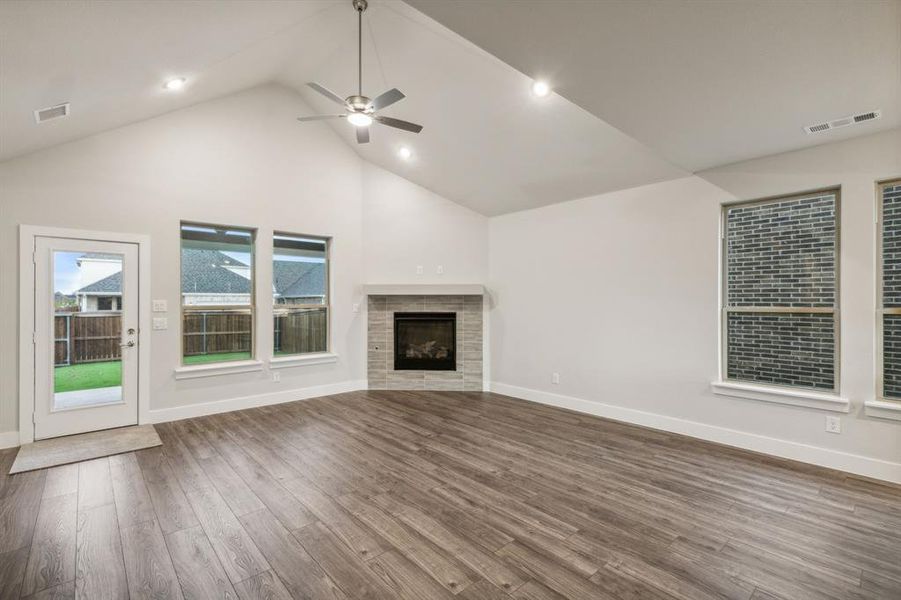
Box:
[273,233,329,356]
[722,190,839,392]
[180,223,255,365]
[879,180,901,400]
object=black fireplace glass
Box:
[394,312,456,371]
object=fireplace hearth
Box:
[394,312,456,371]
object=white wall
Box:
[489,129,901,482]
[362,161,488,284]
[0,83,489,437]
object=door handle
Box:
[120,341,135,348]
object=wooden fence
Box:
[55,313,121,365]
[182,310,252,357]
[55,308,327,366]
[275,308,327,355]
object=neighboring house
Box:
[76,272,123,311]
[74,253,123,311]
[75,249,324,311]
[180,249,253,306]
[273,259,326,305]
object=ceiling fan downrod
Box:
[353,0,367,98]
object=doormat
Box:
[9,425,161,474]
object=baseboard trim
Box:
[0,430,20,450]
[146,380,368,424]
[489,381,901,485]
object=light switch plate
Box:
[152,299,167,312]
[152,317,168,331]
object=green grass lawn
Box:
[183,351,252,365]
[55,360,121,393]
[55,352,252,393]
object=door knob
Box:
[120,341,135,348]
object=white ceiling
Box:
[0,0,685,215]
[283,2,686,215]
[1,1,897,216]
[0,0,339,160]
[407,0,901,172]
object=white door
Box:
[33,237,139,440]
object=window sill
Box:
[711,381,850,413]
[269,352,339,369]
[865,399,901,422]
[174,360,264,380]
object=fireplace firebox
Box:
[394,312,456,371]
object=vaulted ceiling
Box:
[2,0,898,215]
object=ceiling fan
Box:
[297,0,423,144]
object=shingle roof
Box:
[180,249,251,294]
[77,250,325,298]
[77,271,122,293]
[273,260,325,299]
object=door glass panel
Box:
[53,250,124,410]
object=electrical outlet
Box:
[436,265,444,275]
[352,303,360,313]
[416,265,424,275]
[552,372,560,385]
[825,415,841,434]
[152,299,167,312]
[152,317,168,330]
[272,371,280,383]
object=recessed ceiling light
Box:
[398,147,412,160]
[163,77,187,91]
[347,113,373,127]
[531,80,551,97]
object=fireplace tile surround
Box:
[367,294,483,391]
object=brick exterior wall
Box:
[727,313,835,390]
[726,195,836,307]
[725,193,837,390]
[882,182,901,398]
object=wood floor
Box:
[1,391,900,600]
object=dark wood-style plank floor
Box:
[1,390,900,600]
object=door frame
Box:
[18,225,151,444]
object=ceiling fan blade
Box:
[297,115,345,122]
[374,116,423,134]
[369,88,405,111]
[307,82,347,106]
[356,126,370,144]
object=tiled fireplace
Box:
[367,289,483,391]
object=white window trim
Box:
[864,399,901,422]
[180,222,257,368]
[719,189,842,396]
[272,231,331,358]
[876,179,901,408]
[269,352,339,369]
[174,359,263,380]
[712,381,850,413]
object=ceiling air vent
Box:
[854,110,880,123]
[805,109,881,135]
[33,103,70,124]
[805,122,831,134]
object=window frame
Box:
[272,231,331,356]
[720,187,842,394]
[179,221,257,366]
[876,179,901,402]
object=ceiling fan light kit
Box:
[297,0,423,144]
